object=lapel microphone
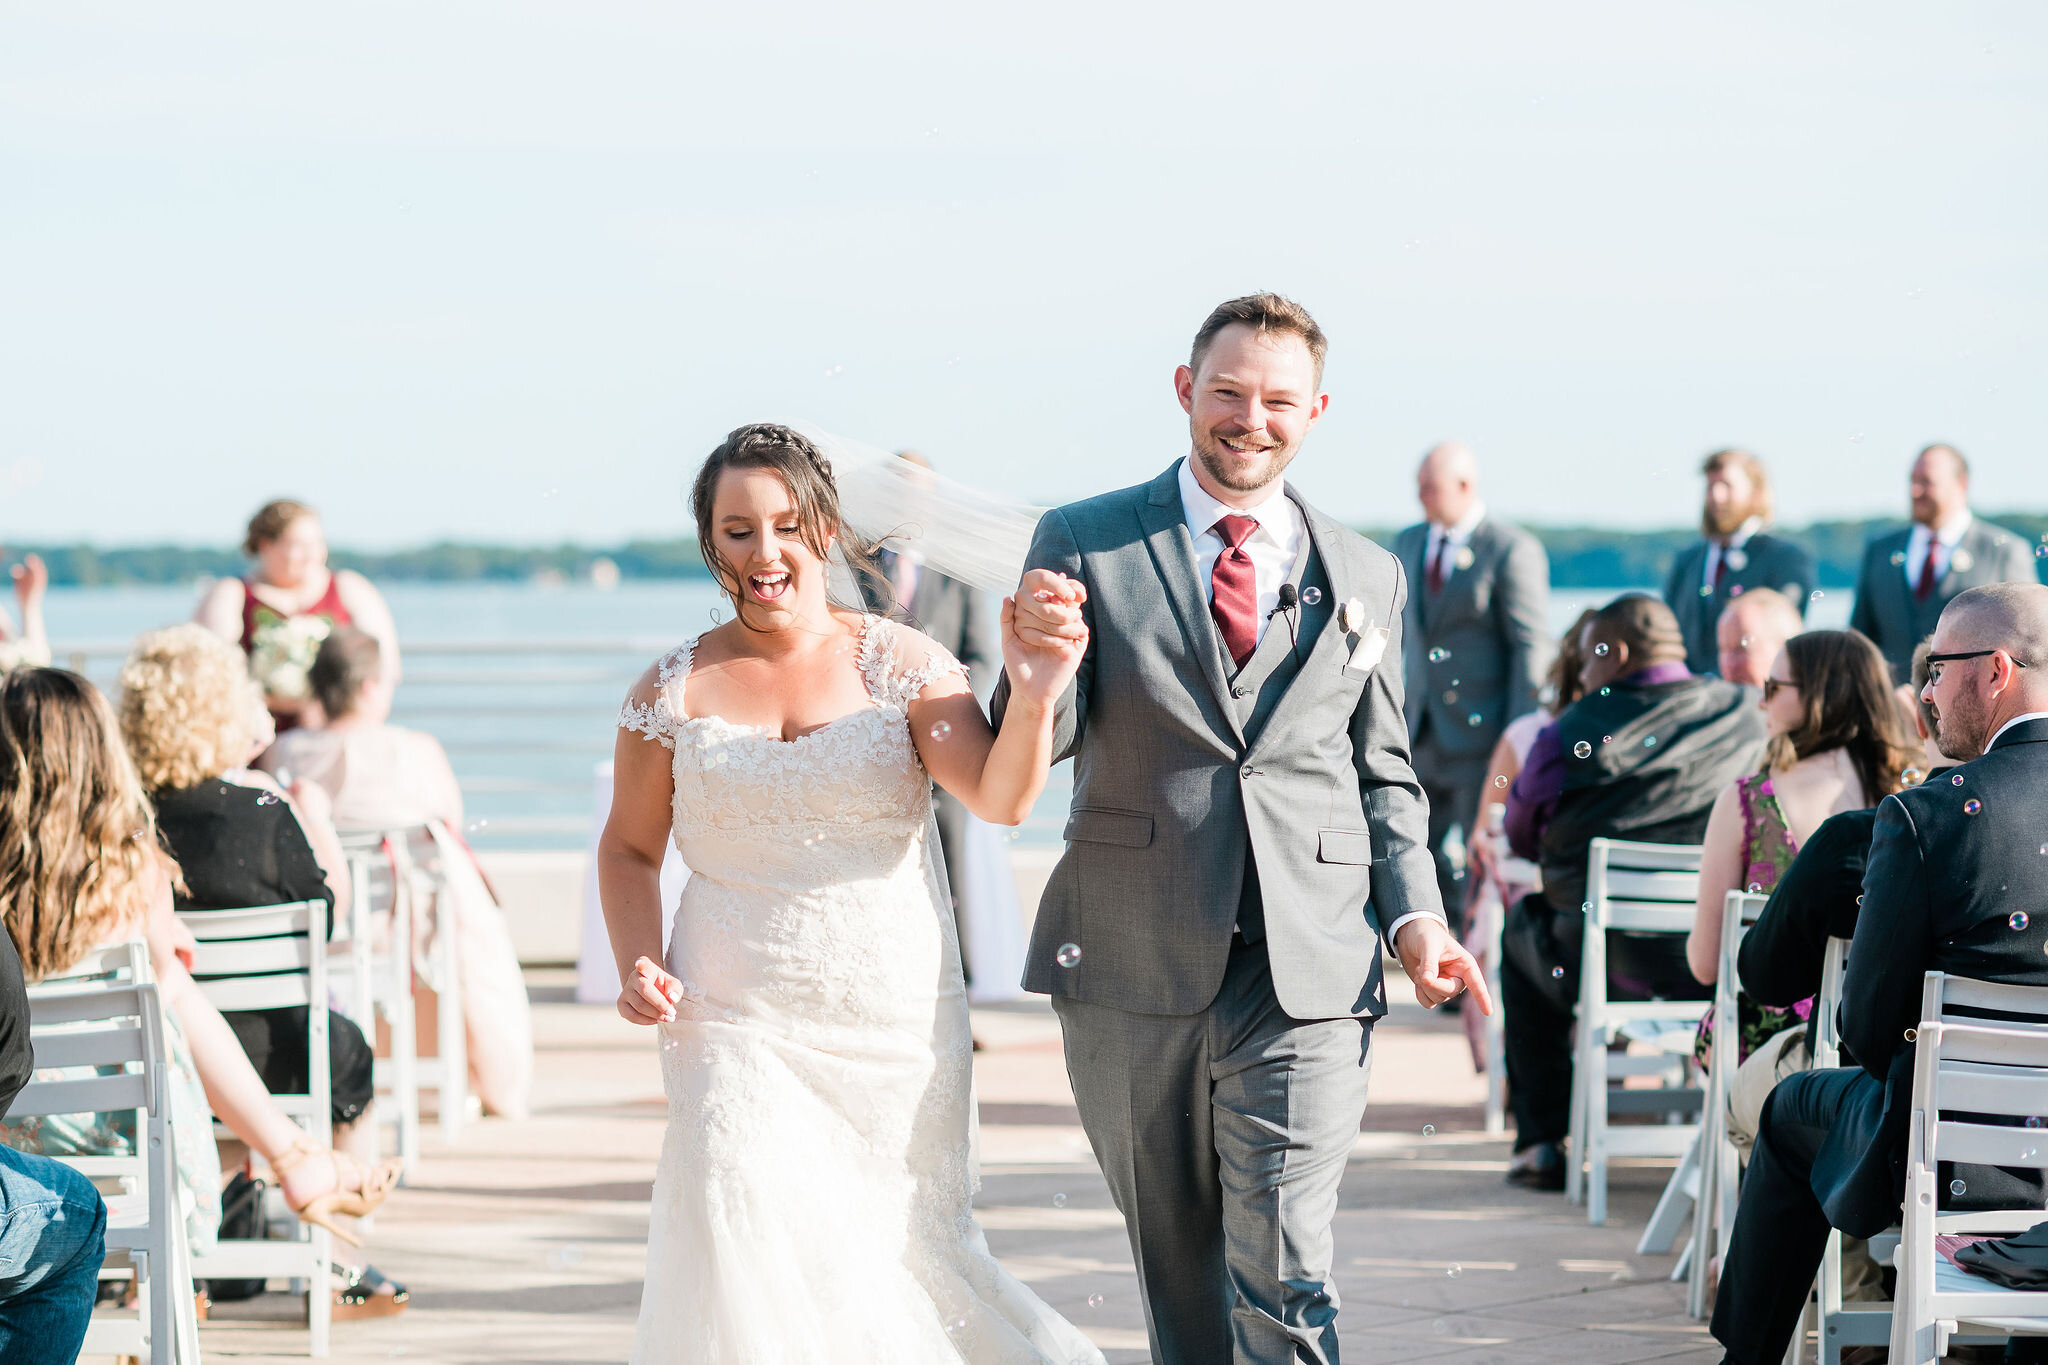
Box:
[1270,583,1301,654]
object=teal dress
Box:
[1694,772,1812,1067]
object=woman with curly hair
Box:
[0,667,400,1260]
[194,498,401,732]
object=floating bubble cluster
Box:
[1643,736,1658,748]
[1428,647,1450,663]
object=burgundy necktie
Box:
[1915,543,1939,602]
[1427,534,1449,595]
[1210,515,1260,669]
[1711,544,1728,595]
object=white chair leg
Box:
[171,1219,202,1365]
[309,1223,332,1358]
[1565,1030,1588,1205]
[1587,1035,1611,1226]
[436,921,468,1142]
[1638,1128,1699,1255]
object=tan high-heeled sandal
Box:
[270,1142,403,1247]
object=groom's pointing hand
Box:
[1392,917,1494,1016]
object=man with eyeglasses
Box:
[1711,582,2048,1364]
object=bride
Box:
[598,423,1103,1363]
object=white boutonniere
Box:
[1336,598,1387,674]
[1338,597,1367,634]
[1454,546,1476,572]
[1950,548,1974,574]
[1724,548,1747,572]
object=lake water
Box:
[44,580,1849,850]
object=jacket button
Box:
[1231,686,1249,698]
[1241,766,1255,778]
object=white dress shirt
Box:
[1424,504,1488,590]
[1702,516,1763,593]
[1904,511,1974,589]
[1180,461,1435,947]
[1989,712,2048,751]
[1179,458,1303,645]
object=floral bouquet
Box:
[247,607,334,702]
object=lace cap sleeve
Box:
[857,617,970,712]
[618,639,695,751]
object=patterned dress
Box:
[1694,772,1811,1067]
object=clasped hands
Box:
[1002,570,1089,704]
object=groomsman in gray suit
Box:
[1000,294,1489,1365]
[1394,442,1550,912]
[1661,448,1817,677]
[1849,442,2040,683]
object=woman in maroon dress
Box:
[195,499,401,732]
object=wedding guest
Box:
[0,550,49,676]
[116,626,377,1137]
[1683,630,1914,1075]
[0,897,106,1362]
[1848,443,2038,683]
[1395,441,1552,914]
[1663,449,1817,678]
[1498,593,1766,1189]
[862,451,1003,989]
[1712,582,2048,1362]
[195,499,401,731]
[266,628,533,1118]
[1714,587,1804,691]
[0,668,400,1282]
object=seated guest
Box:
[1499,593,1768,1189]
[1685,628,1915,1067]
[267,629,533,1118]
[0,668,399,1269]
[0,894,107,1361]
[194,498,402,734]
[0,550,48,676]
[1712,582,2048,1362]
[1714,587,1805,691]
[115,627,383,1153]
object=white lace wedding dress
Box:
[617,615,1104,1365]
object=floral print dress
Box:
[1694,772,1811,1067]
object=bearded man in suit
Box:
[1712,581,2048,1363]
[1849,443,2039,684]
[1663,448,1817,677]
[1393,442,1550,913]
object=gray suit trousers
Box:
[1053,939,1373,1365]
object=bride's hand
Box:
[618,954,684,1027]
[1001,574,1088,706]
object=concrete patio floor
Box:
[167,970,1728,1365]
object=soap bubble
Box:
[1891,551,1907,566]
[1300,586,1323,606]
[2013,912,2030,932]
[1088,1293,1104,1307]
[1964,799,1982,816]
[1593,643,1610,657]
[1551,966,1566,979]
[1952,773,1966,787]
[1433,1319,1449,1334]
[1810,591,1825,602]
[1698,585,1713,598]
[929,721,952,742]
[947,1317,968,1334]
[1572,741,1593,759]
[1598,686,1611,697]
[466,818,489,832]
[1747,883,1763,894]
[2041,843,2048,856]
[1055,943,1082,968]
[256,791,280,805]
[1951,1179,1967,1197]
[1446,1264,1462,1278]
[1467,713,1483,727]
[1422,1125,1435,1137]
[1428,647,1450,663]
[1643,735,1658,748]
[1903,768,1924,785]
[1052,1193,1067,1208]
[1493,775,1508,789]
[2027,1116,2042,1129]
[2028,1148,2041,1162]
[1601,734,1613,745]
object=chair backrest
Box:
[26,939,151,995]
[1912,972,2048,1168]
[1587,838,1704,932]
[1813,935,1851,1068]
[180,900,329,1013]
[12,982,169,1124]
[1713,891,1769,1040]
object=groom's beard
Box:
[1190,422,1295,495]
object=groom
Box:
[996,293,1489,1364]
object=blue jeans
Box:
[0,1144,107,1365]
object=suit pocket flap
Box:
[1317,829,1373,864]
[1064,807,1154,848]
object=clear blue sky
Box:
[3,2,2042,549]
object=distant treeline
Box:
[14,514,2047,589]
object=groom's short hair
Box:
[1190,293,1328,386]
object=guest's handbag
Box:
[205,1172,272,1301]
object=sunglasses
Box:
[1762,677,1799,702]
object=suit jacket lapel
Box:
[1247,495,1356,754]
[1137,464,1246,747]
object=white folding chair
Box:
[180,900,335,1357]
[1566,837,1710,1226]
[336,831,422,1173]
[1476,853,1538,1137]
[1659,891,1766,1313]
[1890,971,2048,1363]
[15,977,202,1364]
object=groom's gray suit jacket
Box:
[993,461,1445,1022]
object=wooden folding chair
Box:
[179,900,335,1357]
[16,976,202,1364]
[1566,837,1710,1226]
[1890,971,2048,1362]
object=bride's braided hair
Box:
[689,423,894,630]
